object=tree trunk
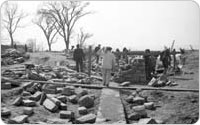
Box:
[10,33,14,48]
[48,43,52,51]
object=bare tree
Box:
[2,2,26,47]
[77,28,93,48]
[34,14,58,51]
[38,1,91,50]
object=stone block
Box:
[76,113,96,124]
[23,107,34,115]
[49,97,61,107]
[125,95,134,103]
[128,112,141,120]
[132,105,145,112]
[1,108,11,116]
[138,118,157,124]
[78,95,94,108]
[8,115,28,124]
[133,96,145,105]
[62,86,75,96]
[22,100,36,107]
[76,88,88,98]
[29,91,42,101]
[39,92,47,105]
[21,91,31,96]
[43,88,57,94]
[22,82,33,89]
[78,106,88,115]
[68,95,78,104]
[60,103,67,110]
[144,102,154,110]
[57,95,67,103]
[120,81,131,86]
[56,88,63,93]
[43,98,58,112]
[12,97,23,106]
[59,111,74,119]
[2,82,12,89]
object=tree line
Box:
[2,1,93,51]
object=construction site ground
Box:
[1,50,199,124]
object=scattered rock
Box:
[1,108,11,116]
[43,88,57,94]
[39,92,47,105]
[78,106,88,115]
[22,100,36,107]
[59,111,74,119]
[76,113,96,124]
[132,105,145,112]
[138,118,157,124]
[43,98,58,112]
[132,96,145,105]
[148,77,158,86]
[144,102,154,110]
[128,112,141,120]
[29,91,42,101]
[23,107,34,115]
[68,95,78,104]
[22,82,34,89]
[21,91,31,96]
[2,82,12,89]
[8,115,28,124]
[120,81,131,86]
[57,95,67,103]
[50,97,61,107]
[60,103,67,110]
[76,88,88,98]
[56,88,63,93]
[62,86,75,96]
[78,95,94,108]
[125,95,134,103]
[12,97,23,106]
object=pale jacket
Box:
[102,51,116,69]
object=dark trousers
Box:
[96,55,100,64]
[76,60,83,72]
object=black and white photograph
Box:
[0,0,199,124]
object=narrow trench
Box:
[119,90,129,124]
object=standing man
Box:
[94,44,101,64]
[102,47,116,87]
[73,44,85,72]
[160,48,171,74]
[144,49,152,80]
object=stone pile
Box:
[115,58,146,84]
[125,88,158,123]
[1,49,29,66]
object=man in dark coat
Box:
[73,44,85,72]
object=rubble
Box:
[120,81,131,86]
[1,108,11,116]
[60,103,68,110]
[138,118,157,124]
[22,99,37,107]
[76,113,96,124]
[57,95,67,103]
[59,111,74,119]
[68,95,78,104]
[62,86,75,96]
[23,107,34,115]
[78,95,94,108]
[43,98,58,112]
[132,96,145,105]
[78,106,88,115]
[128,112,141,120]
[8,115,29,124]
[22,91,31,96]
[12,97,23,106]
[1,82,12,89]
[144,102,154,110]
[29,91,42,101]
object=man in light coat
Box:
[101,47,116,87]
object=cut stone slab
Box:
[120,81,131,86]
[23,107,34,115]
[29,91,42,101]
[21,91,31,96]
[43,88,57,94]
[2,82,12,89]
[1,108,11,116]
[132,105,145,112]
[49,97,61,107]
[68,95,78,104]
[132,96,145,105]
[76,88,88,98]
[39,92,47,105]
[60,103,67,110]
[148,77,158,86]
[76,113,96,124]
[96,84,126,124]
[12,97,23,106]
[144,102,154,110]
[78,106,88,115]
[128,112,141,120]
[22,82,34,89]
[56,88,63,93]
[78,95,94,108]
[59,111,74,119]
[62,86,75,96]
[57,95,67,103]
[22,100,36,107]
[43,98,58,112]
[8,115,28,124]
[138,118,157,124]
[125,95,134,103]
[26,87,36,94]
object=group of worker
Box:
[73,44,176,87]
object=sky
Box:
[1,1,199,51]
